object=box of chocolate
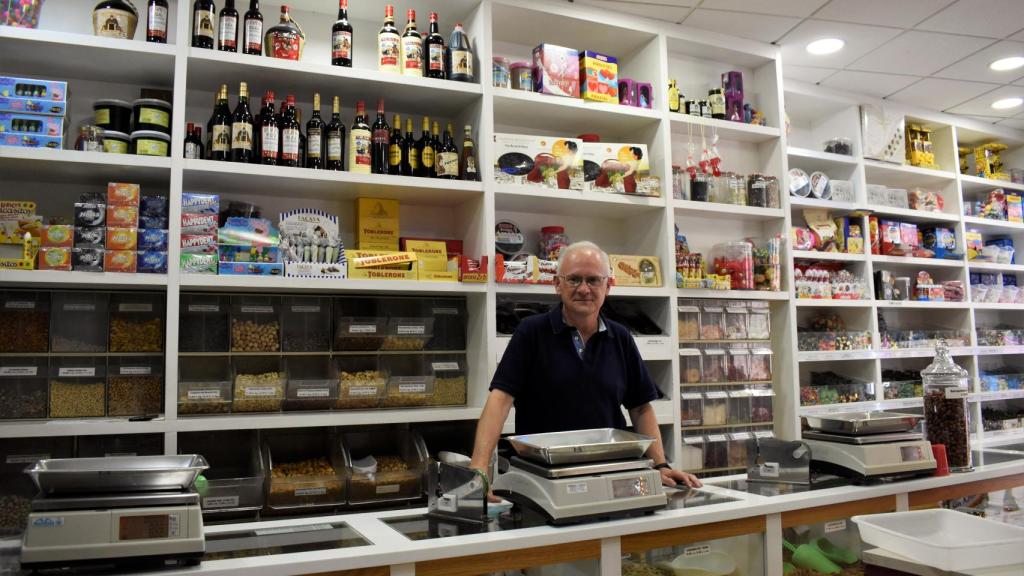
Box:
[494,133,583,190]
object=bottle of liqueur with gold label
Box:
[430,121,442,178]
[326,96,345,170]
[209,84,231,161]
[243,0,263,55]
[437,122,459,179]
[331,0,353,67]
[402,117,417,176]
[377,4,400,73]
[348,100,371,174]
[388,114,404,175]
[415,116,433,178]
[230,81,254,162]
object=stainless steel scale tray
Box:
[26,455,209,495]
[510,456,653,479]
[31,490,200,512]
[803,430,923,445]
[803,411,922,435]
[507,428,654,465]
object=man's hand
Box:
[659,467,702,488]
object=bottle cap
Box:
[385,5,394,17]
[407,9,415,19]
[286,95,295,105]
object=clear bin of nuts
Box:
[107,356,163,416]
[702,349,727,383]
[231,356,284,413]
[178,356,232,415]
[344,428,428,505]
[425,355,467,406]
[50,292,108,352]
[230,296,280,352]
[680,435,704,471]
[180,430,264,517]
[679,349,702,384]
[728,389,752,424]
[335,356,387,410]
[0,357,47,419]
[702,391,728,426]
[423,297,467,350]
[109,292,164,352]
[0,437,73,535]
[77,433,163,457]
[281,296,332,352]
[700,305,725,340]
[285,356,339,411]
[677,305,700,341]
[381,317,435,351]
[334,317,387,351]
[725,304,749,340]
[264,429,348,511]
[0,291,49,352]
[49,357,105,418]
[383,375,434,408]
[179,294,230,352]
[681,392,702,426]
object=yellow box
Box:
[418,270,458,282]
[347,250,417,280]
[356,198,400,251]
[404,239,449,272]
[579,50,618,104]
[609,254,662,287]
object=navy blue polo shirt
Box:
[491,303,662,435]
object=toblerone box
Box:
[356,198,400,251]
[348,250,417,280]
[402,239,459,282]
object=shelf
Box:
[876,301,970,309]
[174,407,483,433]
[676,289,789,301]
[876,346,974,359]
[799,397,922,416]
[669,114,780,144]
[187,48,482,117]
[0,148,172,186]
[800,347,973,362]
[0,26,175,86]
[974,302,1024,310]
[786,147,859,172]
[496,283,670,297]
[970,390,1024,402]
[871,255,964,269]
[792,250,866,262]
[672,200,785,221]
[795,299,872,307]
[494,184,664,217]
[183,159,483,205]
[788,196,859,212]
[0,270,168,290]
[861,205,961,223]
[975,345,1024,356]
[960,174,1024,194]
[962,216,1024,233]
[798,350,875,362]
[492,88,660,135]
[863,159,957,188]
[682,422,773,432]
[0,418,167,439]
[179,275,488,294]
[967,261,1024,273]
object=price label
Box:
[824,520,847,534]
[119,303,153,313]
[349,324,377,334]
[707,434,728,442]
[348,386,379,397]
[203,496,239,509]
[120,367,152,376]
[58,367,95,377]
[432,362,460,371]
[294,487,326,497]
[399,383,426,394]
[944,388,969,399]
[375,484,400,495]
[0,366,36,377]
[397,324,426,335]
[187,389,220,400]
[291,306,320,313]
[4,301,34,309]
[705,391,728,399]
[297,388,329,398]
[63,304,95,312]
[683,545,711,557]
[754,431,774,439]
[6,454,49,464]
[730,432,752,441]
[244,386,278,397]
[432,307,459,315]
[188,304,220,313]
[681,392,702,400]
[240,306,274,314]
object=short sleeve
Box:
[490,322,532,398]
[620,330,661,409]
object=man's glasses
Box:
[558,274,608,288]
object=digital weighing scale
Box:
[801,412,936,482]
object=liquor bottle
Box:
[331,0,353,67]
[259,90,278,165]
[400,9,423,76]
[296,108,307,167]
[280,95,301,167]
[402,117,416,176]
[348,100,371,174]
[424,12,446,79]
[204,91,217,158]
[210,84,231,161]
[192,0,216,49]
[230,81,254,162]
[430,121,442,177]
[326,96,345,171]
[184,123,200,158]
[415,116,434,178]
[218,0,238,51]
[243,0,263,55]
[146,0,169,43]
[446,22,473,82]
[265,4,304,61]
[461,124,478,181]
[370,99,390,174]
[437,122,459,179]
[377,4,400,74]
[306,93,325,169]
[388,113,404,176]
[275,97,288,161]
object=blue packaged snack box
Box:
[138,228,169,251]
[181,193,219,215]
[140,195,169,217]
[137,251,168,274]
[218,261,284,275]
[0,76,68,117]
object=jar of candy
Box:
[493,56,511,89]
[765,176,780,208]
[747,173,767,207]
[75,125,105,152]
[539,226,569,261]
[691,173,709,202]
[711,241,754,290]
[510,61,532,91]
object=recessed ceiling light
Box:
[992,97,1024,110]
[806,38,845,55]
[990,56,1024,71]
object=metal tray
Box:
[506,428,654,465]
[26,455,209,495]
[803,411,922,435]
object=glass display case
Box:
[0,290,49,352]
[108,292,164,353]
[178,356,232,415]
[180,430,265,519]
[179,294,230,352]
[231,296,281,352]
[48,356,105,418]
[107,356,163,416]
[0,357,47,419]
[50,292,108,353]
[879,330,969,349]
[264,429,348,513]
[801,374,874,406]
[232,356,285,413]
[797,330,871,352]
[281,296,331,352]
[343,428,428,505]
[285,356,338,411]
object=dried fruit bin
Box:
[230,295,281,352]
[797,330,871,352]
[381,317,435,351]
[976,329,1021,347]
[680,436,704,470]
[179,294,230,352]
[749,348,773,381]
[77,434,163,458]
[264,429,348,512]
[700,306,725,340]
[281,296,332,352]
[677,305,700,340]
[107,356,163,416]
[681,392,702,426]
[679,349,702,384]
[728,389,752,424]
[334,317,387,351]
[0,437,73,536]
[231,356,285,413]
[724,305,749,340]
[109,292,164,353]
[335,356,387,410]
[424,355,467,406]
[727,349,750,382]
[750,387,774,423]
[177,356,232,415]
[180,430,265,518]
[50,292,108,353]
[703,433,730,470]
[0,290,49,352]
[0,357,47,419]
[421,297,467,350]
[728,432,751,468]
[343,428,428,505]
[702,349,727,383]
[702,391,728,426]
[884,379,923,399]
[800,380,873,406]
[747,302,771,340]
[285,356,339,411]
[48,357,105,418]
[879,330,968,349]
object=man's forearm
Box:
[630,403,668,465]
[470,389,514,475]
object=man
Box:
[470,241,702,489]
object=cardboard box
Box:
[38,247,71,271]
[579,50,618,103]
[137,251,168,274]
[532,44,579,97]
[1009,193,1023,223]
[218,217,280,247]
[402,239,451,272]
[107,183,140,207]
[495,253,538,284]
[41,225,73,248]
[459,255,488,283]
[493,133,583,190]
[181,193,219,215]
[347,250,417,280]
[180,253,217,274]
[107,205,139,228]
[218,261,284,276]
[105,228,138,251]
[965,229,983,260]
[0,232,37,270]
[580,142,660,196]
[356,198,400,251]
[0,200,41,243]
[418,269,459,282]
[880,219,903,255]
[0,132,61,149]
[279,208,346,278]
[861,104,905,164]
[0,112,63,136]
[0,97,66,117]
[104,250,137,273]
[0,76,68,117]
[218,245,280,263]
[609,254,662,287]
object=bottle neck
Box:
[250,0,258,10]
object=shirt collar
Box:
[548,303,610,336]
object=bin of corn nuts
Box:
[231,355,284,413]
[424,356,467,406]
[48,357,105,418]
[263,428,348,511]
[0,357,47,419]
[230,295,280,352]
[107,356,163,416]
[335,356,387,410]
[50,292,108,353]
[284,356,338,411]
[380,317,435,351]
[109,292,164,352]
[0,290,49,352]
[177,356,232,415]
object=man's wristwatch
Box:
[653,462,672,471]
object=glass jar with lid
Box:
[747,173,767,207]
[538,226,570,261]
[921,340,972,472]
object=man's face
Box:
[555,249,610,318]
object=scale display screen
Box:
[611,476,650,499]
[119,514,177,541]
[900,446,925,462]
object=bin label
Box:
[291,306,320,313]
[63,304,95,312]
[59,367,95,377]
[350,324,377,334]
[432,362,460,371]
[944,388,969,399]
[397,324,425,335]
[824,520,847,534]
[375,484,400,495]
[240,306,274,314]
[244,386,278,397]
[120,367,152,375]
[203,496,239,509]
[119,303,153,313]
[4,301,34,309]
[294,487,326,497]
[187,389,221,400]
[298,388,330,398]
[348,386,378,397]
[432,307,459,315]
[188,304,220,313]
[0,366,37,376]
[399,383,426,394]
[7,453,49,464]
[683,545,710,557]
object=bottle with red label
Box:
[218,0,238,52]
[146,0,168,43]
[370,99,390,174]
[348,100,371,174]
[377,5,400,73]
[265,4,304,60]
[425,12,446,79]
[243,0,263,55]
[401,9,423,76]
[259,91,278,165]
[331,0,353,67]
[326,96,345,171]
[280,95,300,167]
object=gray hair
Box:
[557,241,611,275]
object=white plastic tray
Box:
[852,509,1024,571]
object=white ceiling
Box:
[574,0,1024,128]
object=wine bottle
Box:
[210,84,231,161]
[326,96,345,171]
[243,0,263,55]
[415,116,434,178]
[437,122,459,179]
[280,95,300,167]
[348,100,371,174]
[401,9,423,76]
[425,12,446,79]
[259,90,278,165]
[430,121,442,178]
[370,99,390,174]
[275,98,287,160]
[446,22,473,82]
[388,113,404,176]
[331,0,353,67]
[296,108,307,167]
[461,124,478,181]
[192,0,216,49]
[218,0,238,52]
[306,93,325,169]
[377,4,400,74]
[230,81,254,162]
[204,91,217,158]
[402,117,416,176]
[184,122,200,159]
[146,0,169,43]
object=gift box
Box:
[579,50,617,103]
[532,44,579,98]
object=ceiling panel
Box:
[946,85,1024,117]
[997,117,1024,130]
[933,41,1024,84]
[575,0,694,22]
[1011,29,1024,42]
[695,0,829,18]
[916,0,1024,39]
[783,65,838,84]
[813,0,953,28]
[848,31,993,76]
[778,19,903,68]
[887,78,1000,111]
[682,9,801,43]
[959,115,1002,124]
[820,71,919,97]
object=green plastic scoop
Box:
[783,539,842,575]
[811,538,858,565]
